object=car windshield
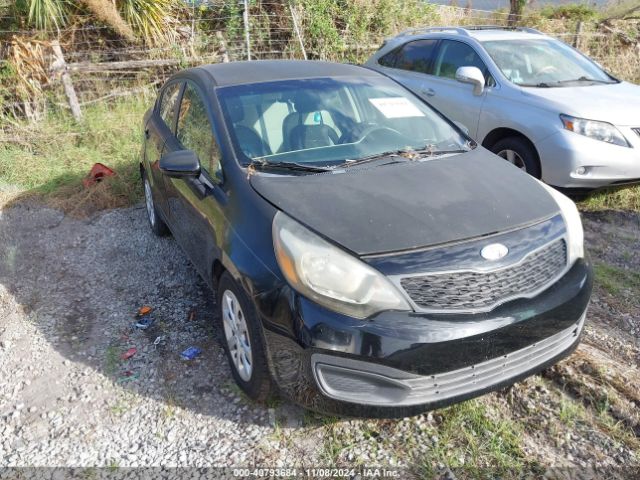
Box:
[216,76,471,167]
[482,39,616,87]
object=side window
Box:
[433,40,488,81]
[378,47,400,67]
[176,84,222,178]
[159,82,182,131]
[395,39,439,74]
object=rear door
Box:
[419,40,491,137]
[380,39,440,98]
[162,82,227,278]
[145,81,184,218]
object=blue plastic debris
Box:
[180,346,202,360]
[134,314,155,330]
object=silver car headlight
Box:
[539,181,584,266]
[272,211,411,319]
[560,114,629,147]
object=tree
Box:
[508,0,526,26]
[13,0,176,44]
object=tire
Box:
[491,136,541,179]
[142,171,170,237]
[217,271,272,402]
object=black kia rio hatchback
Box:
[140,60,592,418]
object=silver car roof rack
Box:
[395,25,543,37]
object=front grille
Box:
[400,239,567,312]
[633,128,640,138]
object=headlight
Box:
[560,114,629,147]
[538,181,584,266]
[272,212,411,319]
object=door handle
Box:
[421,88,436,97]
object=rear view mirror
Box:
[159,150,201,178]
[455,66,485,96]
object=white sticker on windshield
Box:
[368,97,425,118]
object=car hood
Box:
[250,148,560,256]
[521,81,640,126]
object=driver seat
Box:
[282,92,339,151]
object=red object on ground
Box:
[82,163,116,187]
[121,347,137,360]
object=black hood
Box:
[250,148,560,256]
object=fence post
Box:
[243,0,251,60]
[573,21,584,49]
[51,40,82,121]
[290,3,307,60]
[216,31,230,63]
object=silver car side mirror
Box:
[455,66,485,96]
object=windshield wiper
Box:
[340,146,471,168]
[520,82,552,88]
[247,160,331,174]
[338,150,406,168]
[556,76,615,84]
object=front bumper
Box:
[535,128,640,189]
[259,257,592,417]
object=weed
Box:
[418,399,536,478]
[104,345,120,376]
[580,186,640,213]
[558,396,584,426]
[0,93,151,216]
[594,263,640,297]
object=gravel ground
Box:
[0,202,638,475]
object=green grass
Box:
[104,345,121,376]
[417,400,539,478]
[558,395,585,426]
[579,185,640,212]
[0,93,151,215]
[594,263,640,296]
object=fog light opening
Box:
[574,166,587,176]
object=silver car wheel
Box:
[497,149,527,171]
[144,178,156,227]
[222,290,253,382]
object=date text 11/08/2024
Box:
[232,468,401,478]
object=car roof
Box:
[466,30,548,42]
[386,26,549,46]
[196,60,380,87]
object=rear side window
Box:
[395,39,439,74]
[159,82,182,131]
[378,47,400,67]
[433,40,488,80]
[176,84,221,177]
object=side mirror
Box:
[453,121,469,136]
[455,66,485,96]
[159,150,201,178]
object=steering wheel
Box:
[343,125,406,144]
[534,65,559,78]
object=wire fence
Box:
[0,1,638,126]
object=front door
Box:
[146,81,183,219]
[162,82,227,279]
[419,40,491,138]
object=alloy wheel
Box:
[497,149,527,171]
[144,178,156,227]
[221,290,253,381]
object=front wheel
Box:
[217,272,272,402]
[491,137,541,178]
[142,171,169,237]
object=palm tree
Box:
[14,0,176,44]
